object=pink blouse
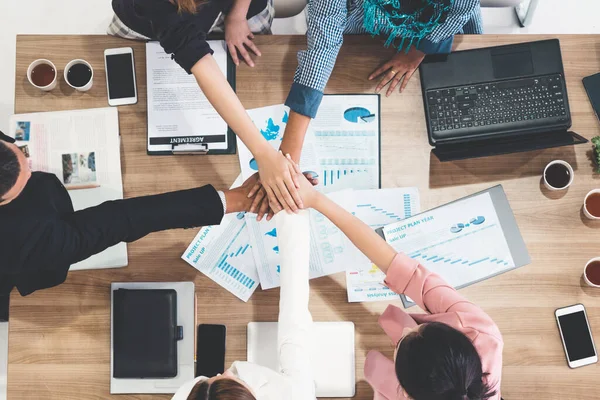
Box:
[364,253,503,400]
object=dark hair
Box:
[188,377,256,400]
[0,140,20,200]
[395,322,496,400]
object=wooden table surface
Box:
[9,34,600,399]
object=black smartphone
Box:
[583,72,600,122]
[196,324,226,377]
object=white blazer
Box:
[172,211,316,400]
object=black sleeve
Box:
[135,0,215,73]
[20,185,224,270]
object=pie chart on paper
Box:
[344,107,375,123]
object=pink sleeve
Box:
[383,253,484,316]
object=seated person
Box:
[292,167,503,400]
[0,133,258,297]
[172,210,315,399]
[282,0,482,157]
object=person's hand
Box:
[222,173,260,213]
[368,46,425,97]
[248,167,319,221]
[224,15,261,67]
[254,149,303,214]
[286,159,321,210]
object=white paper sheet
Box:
[181,176,259,302]
[382,192,515,289]
[344,188,420,302]
[313,95,380,193]
[146,41,229,152]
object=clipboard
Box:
[146,40,237,155]
[376,185,530,308]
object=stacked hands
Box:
[226,153,319,221]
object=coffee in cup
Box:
[64,59,93,92]
[543,160,573,191]
[583,189,600,220]
[584,257,600,287]
[27,59,57,91]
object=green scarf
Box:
[363,0,455,51]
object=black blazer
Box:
[0,172,224,296]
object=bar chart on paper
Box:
[215,244,257,291]
[182,210,260,302]
[344,187,420,302]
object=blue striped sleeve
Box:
[285,0,348,118]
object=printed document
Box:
[382,193,515,289]
[182,176,259,302]
[344,188,420,302]
[146,41,230,152]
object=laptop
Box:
[420,39,588,161]
[246,321,355,398]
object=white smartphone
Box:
[555,304,598,368]
[104,47,138,106]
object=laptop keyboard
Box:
[426,74,569,134]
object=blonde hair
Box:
[173,0,205,14]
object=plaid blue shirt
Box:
[285,0,482,118]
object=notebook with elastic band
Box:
[113,288,182,378]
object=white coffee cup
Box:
[27,59,58,91]
[543,160,574,191]
[64,59,93,92]
[583,257,600,288]
[583,189,600,220]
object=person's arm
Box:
[279,111,312,163]
[139,0,302,213]
[281,0,348,158]
[276,210,315,396]
[299,174,489,317]
[16,181,256,273]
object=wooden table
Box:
[8,34,600,399]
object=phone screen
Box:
[558,311,596,362]
[106,53,136,100]
[196,324,226,377]
[583,73,600,122]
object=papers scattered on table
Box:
[247,191,355,290]
[382,192,515,291]
[183,96,392,301]
[237,95,380,193]
[182,176,259,302]
[344,188,420,302]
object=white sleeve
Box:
[275,210,316,397]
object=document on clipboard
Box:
[146,41,236,155]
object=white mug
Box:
[583,257,600,288]
[583,189,600,220]
[64,59,93,92]
[27,59,58,91]
[543,160,574,191]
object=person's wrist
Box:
[225,9,247,23]
[310,192,325,211]
[224,189,251,213]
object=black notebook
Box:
[113,289,182,378]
